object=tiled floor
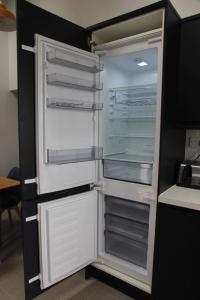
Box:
[0,214,133,300]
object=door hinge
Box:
[24,177,38,185]
[21,44,36,53]
[25,214,39,223]
[28,274,40,284]
[91,182,104,192]
[88,38,97,47]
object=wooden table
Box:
[0,176,20,262]
[0,176,20,191]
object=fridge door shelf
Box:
[105,196,150,225]
[104,159,153,185]
[105,231,148,269]
[47,98,103,111]
[47,147,103,165]
[105,214,148,244]
[47,48,104,73]
[47,73,103,92]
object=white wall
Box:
[170,0,200,19]
[27,0,200,28]
[0,0,19,176]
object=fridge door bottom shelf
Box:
[47,147,103,164]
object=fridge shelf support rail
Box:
[47,146,103,164]
[47,98,103,111]
[47,48,104,73]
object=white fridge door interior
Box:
[38,190,98,289]
[35,34,102,194]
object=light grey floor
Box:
[0,213,133,300]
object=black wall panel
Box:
[158,4,185,194]
[176,16,200,128]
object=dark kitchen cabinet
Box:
[177,16,200,128]
[17,0,185,299]
[152,203,200,300]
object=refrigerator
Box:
[34,31,162,290]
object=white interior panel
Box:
[92,10,164,45]
[96,32,163,286]
[38,191,97,289]
[35,35,101,194]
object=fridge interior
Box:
[96,42,160,284]
[101,48,158,185]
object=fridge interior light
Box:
[135,59,148,67]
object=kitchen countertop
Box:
[158,185,200,211]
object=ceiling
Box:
[27,0,200,28]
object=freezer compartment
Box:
[105,214,148,243]
[47,147,103,164]
[47,98,103,111]
[47,73,103,91]
[105,231,148,269]
[104,159,153,185]
[47,48,103,73]
[105,196,150,224]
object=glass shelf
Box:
[47,146,103,164]
[47,48,104,73]
[104,153,154,164]
[47,73,103,92]
[47,98,103,111]
[109,135,155,139]
[109,117,156,121]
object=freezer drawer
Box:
[105,231,148,268]
[104,159,153,185]
[105,196,150,224]
[105,214,148,243]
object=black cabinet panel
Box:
[158,5,185,194]
[152,203,200,300]
[177,17,200,128]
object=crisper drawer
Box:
[105,196,150,224]
[103,159,152,185]
[105,214,148,244]
[105,231,147,268]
